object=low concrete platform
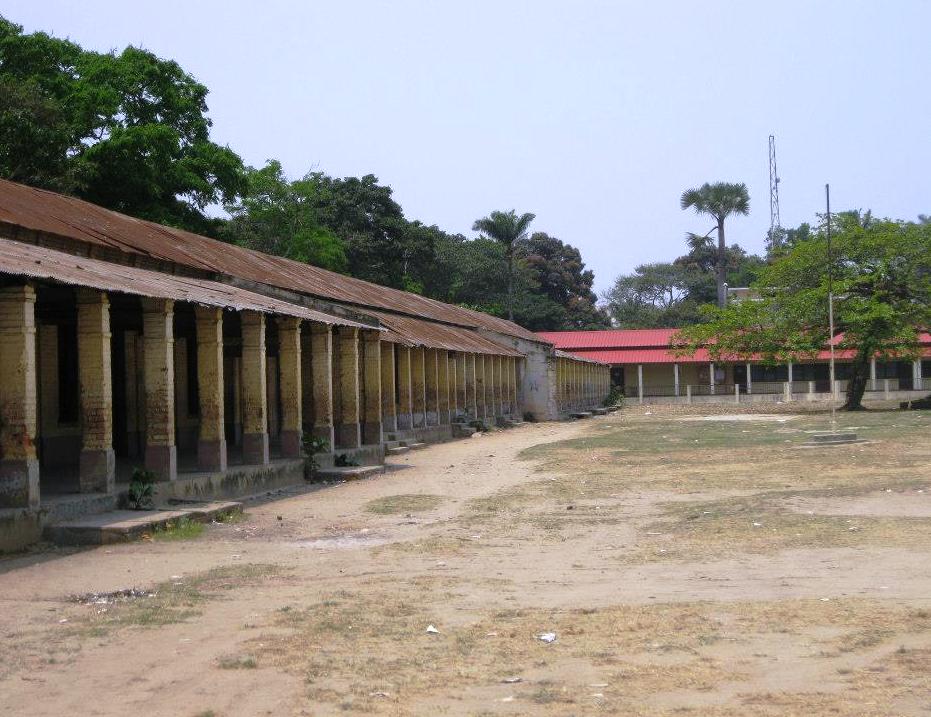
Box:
[386,446,410,456]
[572,411,593,419]
[316,465,386,481]
[801,431,864,447]
[45,500,242,546]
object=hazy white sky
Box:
[5,1,930,293]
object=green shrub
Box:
[302,434,330,480]
[603,386,625,407]
[127,468,157,510]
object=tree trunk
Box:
[506,246,514,321]
[716,218,726,308]
[843,350,870,411]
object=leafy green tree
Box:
[673,215,931,410]
[0,16,246,232]
[223,161,348,272]
[605,262,699,328]
[472,210,535,321]
[680,182,750,307]
[517,232,608,329]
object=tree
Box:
[516,232,608,329]
[223,161,348,272]
[472,210,535,321]
[0,16,246,233]
[673,215,931,410]
[604,262,699,328]
[680,182,750,307]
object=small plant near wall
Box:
[604,386,625,408]
[335,453,360,467]
[469,418,490,432]
[301,435,330,481]
[127,468,157,510]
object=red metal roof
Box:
[0,179,545,345]
[548,330,931,365]
[537,328,679,349]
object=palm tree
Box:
[472,209,535,321]
[680,182,750,307]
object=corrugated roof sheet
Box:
[554,349,608,365]
[0,179,545,344]
[537,328,680,349]
[0,237,370,328]
[369,310,522,356]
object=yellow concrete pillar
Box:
[465,353,477,419]
[333,326,361,449]
[456,352,467,419]
[484,354,494,419]
[240,311,269,465]
[0,284,39,509]
[361,329,382,445]
[493,355,503,417]
[308,323,334,449]
[438,349,450,425]
[424,348,439,425]
[142,298,177,481]
[396,345,413,430]
[411,347,427,429]
[278,317,303,458]
[76,288,115,493]
[512,357,520,415]
[502,355,511,415]
[195,307,226,471]
[446,351,462,416]
[475,354,486,419]
[380,341,397,433]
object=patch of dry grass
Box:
[246,585,931,715]
[364,493,445,515]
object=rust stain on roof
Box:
[0,179,547,345]
[369,310,522,356]
[0,237,371,328]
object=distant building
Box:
[537,328,931,404]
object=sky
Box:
[5,1,930,295]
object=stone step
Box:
[45,500,242,546]
[384,440,404,449]
[572,412,593,419]
[386,445,410,456]
[590,407,609,416]
[406,442,428,451]
[316,465,386,481]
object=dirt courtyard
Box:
[2,404,931,716]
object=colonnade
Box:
[0,282,524,510]
[555,355,610,414]
[381,347,520,431]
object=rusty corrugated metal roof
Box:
[554,349,609,365]
[369,310,522,356]
[0,237,372,328]
[0,179,547,344]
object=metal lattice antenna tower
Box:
[768,135,782,246]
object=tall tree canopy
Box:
[673,215,931,410]
[0,16,246,233]
[680,181,750,307]
[472,210,536,321]
[605,233,764,327]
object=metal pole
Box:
[826,184,836,430]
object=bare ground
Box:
[2,404,931,716]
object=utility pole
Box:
[768,135,782,249]
[826,183,836,429]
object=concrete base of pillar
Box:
[242,432,270,465]
[145,445,177,482]
[311,424,334,450]
[397,413,412,430]
[334,423,361,450]
[382,415,398,434]
[197,439,228,472]
[439,412,450,425]
[79,448,115,494]
[361,421,382,446]
[280,430,302,459]
[426,410,438,426]
[0,458,40,509]
[413,414,425,429]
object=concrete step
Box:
[316,465,386,481]
[384,440,404,449]
[572,412,593,419]
[45,500,242,546]
[590,407,609,416]
[386,445,410,456]
[406,442,428,451]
